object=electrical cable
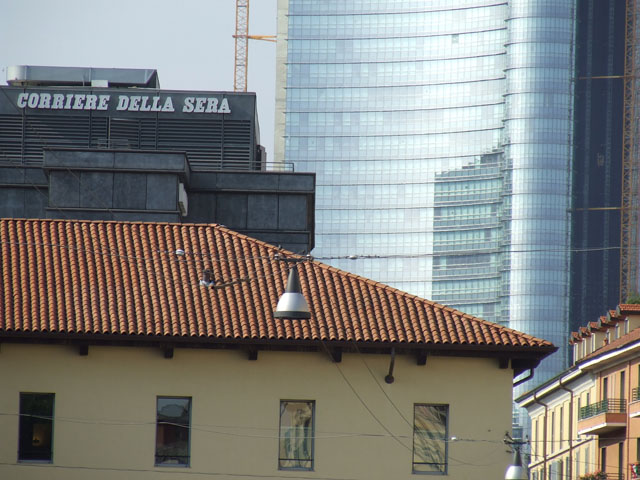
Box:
[1,412,416,441]
[0,461,360,480]
[316,338,412,453]
[0,239,632,265]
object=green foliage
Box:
[579,472,607,480]
[626,291,640,304]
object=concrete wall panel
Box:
[113,173,147,210]
[216,193,247,229]
[49,171,79,208]
[146,175,177,211]
[278,195,308,230]
[247,194,278,229]
[80,172,113,209]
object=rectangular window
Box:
[155,397,191,466]
[551,411,555,453]
[18,393,54,462]
[279,400,314,470]
[412,404,448,474]
[559,406,564,450]
[619,442,624,480]
[558,459,563,480]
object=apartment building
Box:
[519,305,640,479]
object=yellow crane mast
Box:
[233,0,276,93]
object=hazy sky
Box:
[0,0,278,160]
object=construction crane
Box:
[620,0,639,303]
[233,0,276,92]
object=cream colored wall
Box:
[0,344,514,479]
[526,378,598,479]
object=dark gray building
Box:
[570,0,625,329]
[0,66,314,253]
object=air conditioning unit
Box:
[178,183,188,217]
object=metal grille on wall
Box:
[0,113,256,171]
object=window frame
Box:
[18,392,55,463]
[412,403,449,475]
[278,399,315,471]
[154,396,192,468]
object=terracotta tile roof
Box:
[0,219,554,354]
[579,327,640,362]
[569,331,582,344]
[619,304,640,314]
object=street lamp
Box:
[273,255,311,320]
[505,447,527,480]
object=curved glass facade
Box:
[277,0,575,398]
[281,0,510,321]
[505,0,575,389]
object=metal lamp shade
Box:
[274,267,311,319]
[504,450,527,480]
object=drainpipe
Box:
[559,379,574,480]
[627,360,631,480]
[533,393,549,480]
[514,368,534,388]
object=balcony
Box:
[577,398,627,435]
[629,387,640,418]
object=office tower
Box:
[571,1,625,331]
[275,0,575,394]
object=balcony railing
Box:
[579,399,626,420]
[605,474,625,480]
[632,387,640,402]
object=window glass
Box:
[155,397,191,466]
[413,404,448,474]
[279,400,314,470]
[19,393,54,462]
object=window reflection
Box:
[155,397,191,466]
[279,401,314,470]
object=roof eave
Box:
[0,330,556,361]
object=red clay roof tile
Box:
[580,327,640,362]
[0,219,553,353]
[619,304,640,314]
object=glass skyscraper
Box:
[275,0,575,391]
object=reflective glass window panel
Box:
[279,400,314,470]
[155,397,191,466]
[413,404,448,474]
[19,393,54,462]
